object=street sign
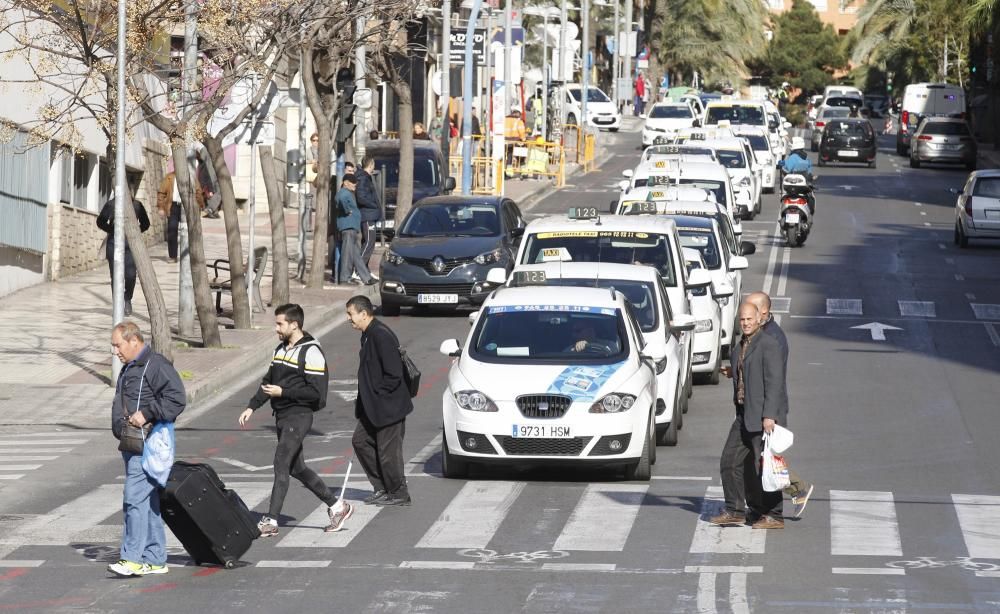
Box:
[449,29,486,65]
[353,88,373,110]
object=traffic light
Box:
[336,68,356,145]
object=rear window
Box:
[826,121,873,137]
[922,122,970,136]
[821,108,850,119]
[973,177,1000,198]
[649,105,693,119]
[825,97,862,108]
[706,106,764,125]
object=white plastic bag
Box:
[141,421,175,488]
[761,433,791,492]
[768,424,794,454]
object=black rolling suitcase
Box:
[161,461,261,568]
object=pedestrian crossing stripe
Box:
[6,483,1000,562]
[0,435,92,483]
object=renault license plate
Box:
[785,212,801,224]
[512,424,572,438]
[418,294,458,304]
[838,149,859,157]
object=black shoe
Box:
[124,300,133,316]
[364,278,379,286]
[363,490,387,505]
[376,491,411,507]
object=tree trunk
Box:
[259,144,290,306]
[302,44,339,289]
[120,187,173,362]
[171,144,223,347]
[391,79,415,226]
[203,136,251,328]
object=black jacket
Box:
[355,169,383,222]
[731,331,788,432]
[248,334,327,415]
[111,346,186,440]
[96,199,150,260]
[356,319,413,427]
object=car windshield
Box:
[678,179,727,206]
[741,134,770,152]
[398,202,500,237]
[923,122,970,136]
[716,150,747,169]
[826,97,862,108]
[678,229,721,269]
[827,121,872,136]
[649,106,692,119]
[472,307,626,362]
[374,155,440,189]
[522,231,677,286]
[822,108,851,119]
[570,88,611,103]
[539,279,659,332]
[973,177,1000,197]
[706,106,764,125]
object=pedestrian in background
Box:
[238,303,353,537]
[634,72,646,117]
[195,150,221,218]
[107,321,186,577]
[347,295,413,507]
[711,302,788,530]
[355,155,383,270]
[413,122,432,140]
[96,191,150,317]
[335,174,377,286]
[746,291,813,517]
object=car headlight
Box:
[454,390,498,412]
[474,248,503,265]
[589,393,637,414]
[737,176,752,188]
[694,319,714,332]
[385,250,405,266]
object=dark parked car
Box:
[367,139,455,237]
[818,118,877,168]
[379,196,526,316]
[910,117,977,170]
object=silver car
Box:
[910,118,977,170]
[810,107,851,152]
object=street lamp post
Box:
[581,0,589,135]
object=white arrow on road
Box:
[851,322,902,341]
[836,185,857,191]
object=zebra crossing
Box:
[737,295,1000,323]
[4,476,1000,576]
[0,432,92,483]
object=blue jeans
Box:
[121,452,167,565]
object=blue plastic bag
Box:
[141,421,175,487]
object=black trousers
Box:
[106,251,137,302]
[268,411,337,518]
[352,413,406,495]
[719,416,783,518]
[166,203,181,259]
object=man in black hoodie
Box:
[239,303,353,536]
[355,155,383,268]
[96,194,150,316]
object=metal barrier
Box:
[562,123,581,163]
[448,156,504,195]
[503,140,566,187]
[582,133,596,173]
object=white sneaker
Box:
[351,273,360,281]
[257,516,279,537]
[792,484,814,518]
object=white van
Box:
[822,85,863,102]
[896,83,966,154]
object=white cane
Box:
[331,458,353,513]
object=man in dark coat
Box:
[96,195,150,316]
[711,302,788,530]
[347,295,413,506]
[355,155,383,268]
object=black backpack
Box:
[294,343,329,411]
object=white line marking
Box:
[0,475,24,481]
[830,490,902,556]
[920,211,927,216]
[975,570,1000,578]
[329,379,358,386]
[924,222,932,226]
[729,572,750,614]
[914,202,923,207]
[898,301,936,318]
[0,560,45,567]
[945,257,956,264]
[972,304,1000,320]
[0,456,59,461]
[938,243,946,250]
[255,560,331,568]
[554,484,647,551]
[826,299,863,316]
[685,566,764,574]
[952,494,1000,559]
[277,482,382,548]
[0,440,86,446]
[770,297,791,314]
[966,293,977,300]
[696,572,716,613]
[0,449,72,454]
[399,561,476,570]
[986,324,1000,348]
[762,222,781,296]
[0,432,90,438]
[689,486,766,554]
[955,274,965,281]
[0,465,42,471]
[540,563,617,572]
[407,433,442,466]
[0,484,121,545]
[650,476,713,481]
[777,248,790,297]
[832,567,906,575]
[416,481,525,549]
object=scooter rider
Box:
[778,137,815,214]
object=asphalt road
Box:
[2,122,1000,613]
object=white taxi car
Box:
[954,169,1000,248]
[681,248,725,384]
[642,102,699,147]
[703,137,763,219]
[439,285,659,480]
[505,263,696,447]
[732,125,778,193]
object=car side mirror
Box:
[439,338,462,357]
[467,311,480,326]
[511,226,525,238]
[783,121,792,129]
[728,255,749,271]
[692,119,702,128]
[686,268,712,289]
[739,241,756,256]
[444,176,457,193]
[622,169,634,179]
[486,267,508,285]
[670,314,697,333]
[948,188,961,195]
[617,179,629,192]
[609,201,618,213]
[640,348,667,363]
[712,281,734,299]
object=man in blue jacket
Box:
[336,174,377,286]
[108,321,185,576]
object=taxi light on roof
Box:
[568,207,600,220]
[512,270,548,285]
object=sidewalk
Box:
[0,176,557,428]
[978,146,1000,169]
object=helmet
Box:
[790,136,805,150]
[781,81,790,88]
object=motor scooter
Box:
[779,173,814,247]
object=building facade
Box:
[766,0,865,36]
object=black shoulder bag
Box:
[118,360,152,454]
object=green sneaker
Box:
[138,563,169,575]
[107,560,144,577]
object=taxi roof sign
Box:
[567,207,600,220]
[539,247,574,263]
[511,270,548,286]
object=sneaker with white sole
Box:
[257,516,279,537]
[792,484,814,518]
[138,563,169,575]
[107,559,144,577]
[325,502,354,532]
